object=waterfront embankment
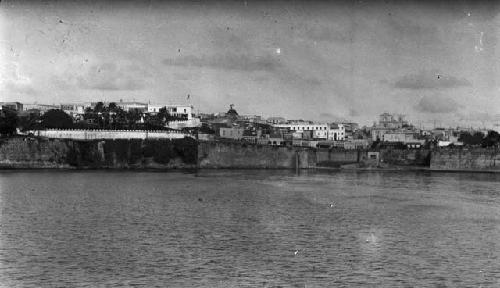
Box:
[198,141,316,169]
[0,137,197,169]
[430,148,500,172]
[0,137,499,171]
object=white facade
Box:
[383,132,416,143]
[116,102,148,112]
[23,103,59,113]
[148,104,193,120]
[313,129,328,139]
[147,105,164,113]
[274,123,329,139]
[167,118,201,129]
[34,129,191,140]
[327,124,345,141]
[274,122,347,140]
[166,105,193,120]
[60,103,85,115]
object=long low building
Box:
[0,102,23,111]
[273,123,345,140]
[32,129,192,140]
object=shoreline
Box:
[1,137,499,173]
[1,165,499,174]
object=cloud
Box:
[2,81,36,95]
[163,53,283,72]
[387,18,440,42]
[395,70,471,90]
[348,108,360,117]
[457,112,500,122]
[78,62,147,90]
[305,25,350,43]
[318,112,337,119]
[415,95,460,113]
[0,63,36,95]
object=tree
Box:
[127,109,142,129]
[481,130,500,147]
[17,111,40,131]
[94,102,105,113]
[108,102,118,112]
[0,108,18,136]
[41,109,74,129]
[459,131,484,146]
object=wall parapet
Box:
[33,129,192,140]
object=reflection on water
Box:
[0,170,499,287]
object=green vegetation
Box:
[82,102,186,130]
[459,131,484,146]
[459,130,500,148]
[482,130,500,148]
[2,102,192,133]
[41,109,74,129]
[0,108,18,136]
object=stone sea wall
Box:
[430,148,500,171]
[198,141,316,169]
[315,149,360,167]
[0,137,197,169]
[2,137,497,171]
[379,148,431,166]
[315,148,431,168]
[0,137,72,169]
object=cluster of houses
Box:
[198,105,367,149]
[200,106,488,149]
[1,100,490,149]
[368,112,478,148]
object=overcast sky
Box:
[1,0,500,127]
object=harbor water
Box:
[0,170,499,287]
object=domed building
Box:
[226,104,239,119]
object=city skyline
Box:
[1,0,500,128]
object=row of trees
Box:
[0,102,189,135]
[458,131,500,148]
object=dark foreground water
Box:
[0,170,499,287]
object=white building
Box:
[116,101,148,112]
[274,123,329,139]
[147,105,164,114]
[327,123,345,141]
[383,132,416,143]
[60,103,86,116]
[147,104,193,120]
[23,103,59,114]
[166,105,193,120]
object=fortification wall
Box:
[315,149,360,167]
[198,141,316,169]
[379,148,431,166]
[0,137,197,169]
[430,148,500,171]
